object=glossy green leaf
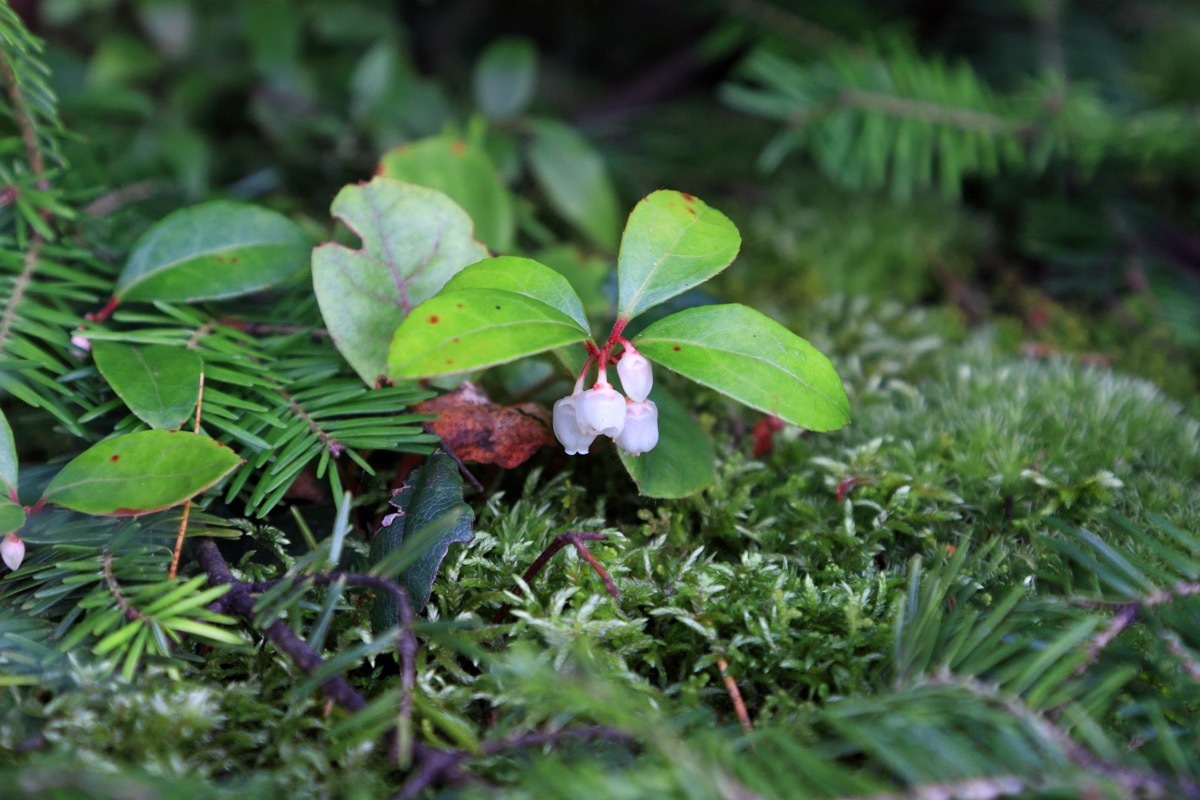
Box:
[370,450,474,626]
[536,244,613,320]
[633,304,850,431]
[116,201,309,303]
[618,386,715,498]
[527,118,620,251]
[313,177,489,385]
[616,190,741,321]
[440,256,589,330]
[378,136,515,252]
[0,497,24,537]
[473,37,537,120]
[388,289,589,378]
[0,408,16,499]
[92,341,201,430]
[42,431,243,516]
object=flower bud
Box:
[615,399,658,456]
[2,533,25,571]
[617,351,653,403]
[576,382,626,438]
[552,394,597,455]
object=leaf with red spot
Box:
[616,190,741,321]
[116,201,309,303]
[378,135,515,252]
[312,177,489,385]
[633,304,851,432]
[41,431,243,516]
[414,382,555,469]
[388,288,589,378]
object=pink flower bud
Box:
[552,394,597,455]
[617,351,653,403]
[576,382,626,438]
[2,533,25,571]
[615,399,658,455]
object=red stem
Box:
[86,295,120,323]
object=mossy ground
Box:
[6,283,1195,798]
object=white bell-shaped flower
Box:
[576,380,626,438]
[552,393,597,455]
[2,533,25,571]
[615,399,658,455]
[617,350,653,403]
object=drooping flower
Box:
[617,349,653,403]
[552,393,597,455]
[1,533,25,571]
[576,372,627,438]
[615,399,658,455]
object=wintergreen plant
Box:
[378,187,850,494]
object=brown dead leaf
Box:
[414,381,555,469]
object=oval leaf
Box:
[473,37,537,121]
[633,304,850,432]
[618,385,715,498]
[441,256,589,331]
[378,136,515,252]
[370,449,474,626]
[92,341,201,430]
[42,431,242,516]
[0,408,17,499]
[527,118,621,251]
[313,178,489,385]
[388,289,589,378]
[0,497,24,537]
[117,201,309,303]
[616,190,741,322]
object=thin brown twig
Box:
[82,180,167,217]
[101,552,140,621]
[491,531,617,623]
[716,657,753,734]
[0,46,45,180]
[168,372,204,579]
[1074,580,1200,675]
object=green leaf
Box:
[440,256,589,330]
[92,341,201,430]
[0,408,16,499]
[116,201,310,303]
[0,497,24,537]
[473,37,537,121]
[633,304,850,431]
[388,289,589,378]
[618,385,715,498]
[616,190,741,321]
[527,118,620,251]
[370,450,474,626]
[536,244,613,319]
[312,177,489,385]
[378,136,515,252]
[42,431,243,516]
